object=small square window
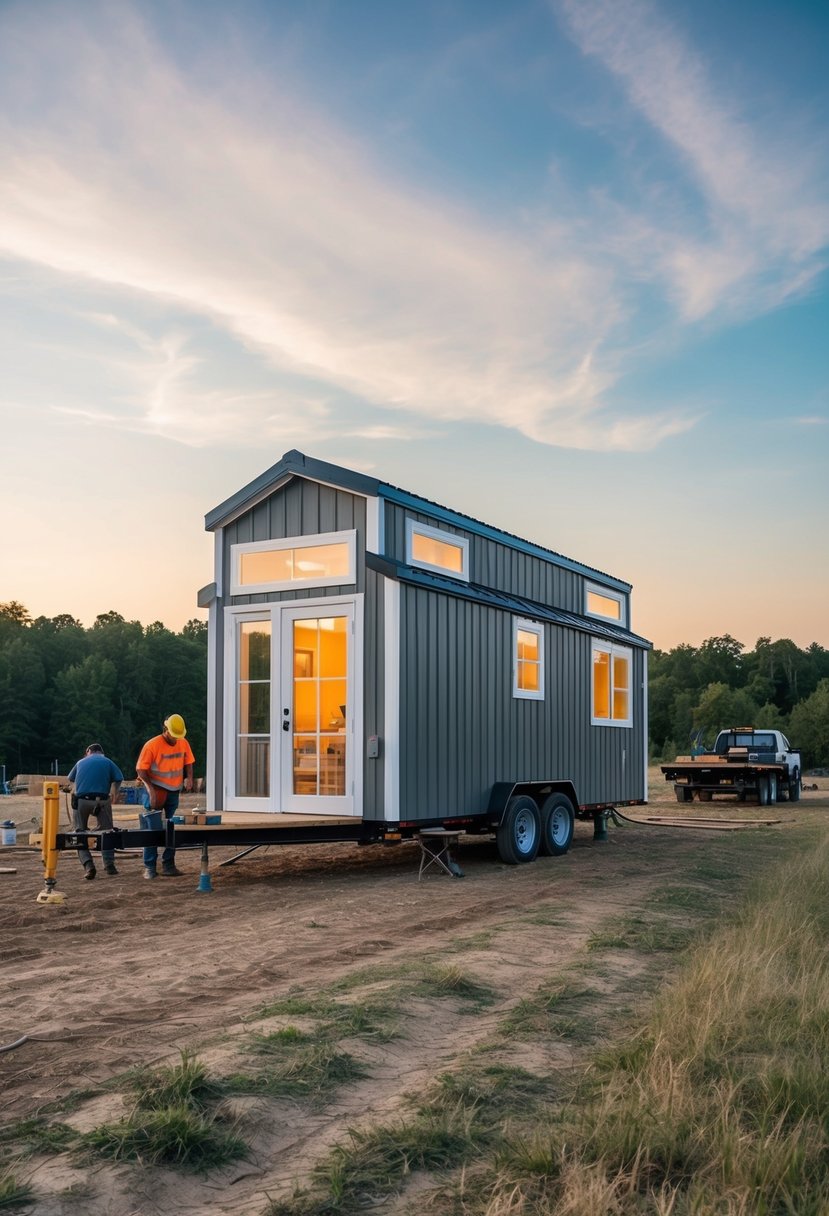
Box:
[514,618,544,700]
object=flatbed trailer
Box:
[49,780,646,883]
[661,758,795,805]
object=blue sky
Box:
[1,0,827,650]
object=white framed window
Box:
[585,583,627,627]
[513,618,544,701]
[230,530,357,595]
[406,519,469,582]
[591,640,632,727]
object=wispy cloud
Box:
[556,0,829,319]
[0,0,696,453]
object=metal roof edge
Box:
[205,450,381,532]
[366,553,651,649]
[377,484,630,593]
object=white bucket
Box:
[1,820,16,846]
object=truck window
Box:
[754,734,775,750]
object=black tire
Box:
[768,773,777,804]
[676,786,693,803]
[699,790,713,802]
[496,796,540,865]
[757,778,769,807]
[540,793,575,856]
[789,771,801,802]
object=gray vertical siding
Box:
[382,501,622,620]
[222,480,367,605]
[398,585,645,820]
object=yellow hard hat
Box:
[164,713,187,738]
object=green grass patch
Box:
[81,1103,247,1171]
[0,1118,76,1157]
[587,914,695,953]
[0,1170,34,1212]
[412,963,495,1009]
[81,1051,248,1173]
[499,979,596,1042]
[224,1043,367,1106]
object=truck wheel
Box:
[768,774,777,804]
[789,771,801,802]
[676,786,693,803]
[699,790,713,802]
[496,796,540,865]
[540,793,575,856]
[757,778,770,806]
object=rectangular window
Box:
[585,583,626,626]
[406,519,469,582]
[230,530,356,594]
[513,618,544,700]
[592,641,632,727]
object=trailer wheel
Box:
[540,793,575,856]
[789,771,801,802]
[496,796,540,865]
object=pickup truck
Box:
[662,728,801,806]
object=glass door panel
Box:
[281,609,353,813]
[236,619,271,800]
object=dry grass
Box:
[482,826,829,1214]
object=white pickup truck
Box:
[662,727,801,806]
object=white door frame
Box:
[223,595,363,815]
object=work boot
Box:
[161,863,183,877]
[83,862,96,881]
[104,863,119,876]
[143,867,157,880]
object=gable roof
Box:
[205,449,630,593]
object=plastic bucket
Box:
[1,820,16,846]
[139,810,163,832]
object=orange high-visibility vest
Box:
[137,735,195,791]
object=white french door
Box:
[280,604,355,814]
[225,598,359,815]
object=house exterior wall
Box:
[382,501,623,619]
[221,478,368,604]
[397,584,645,821]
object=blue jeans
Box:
[140,788,180,868]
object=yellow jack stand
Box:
[37,780,66,905]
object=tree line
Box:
[0,602,207,779]
[2,602,829,780]
[650,634,829,767]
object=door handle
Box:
[282,720,290,732]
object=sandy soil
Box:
[1,775,825,1215]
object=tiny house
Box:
[199,450,651,863]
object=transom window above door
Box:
[230,530,357,594]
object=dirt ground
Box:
[1,774,826,1215]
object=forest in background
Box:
[0,602,207,779]
[2,602,829,779]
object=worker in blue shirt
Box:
[67,744,123,880]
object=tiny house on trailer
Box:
[198,450,651,864]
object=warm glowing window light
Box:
[514,619,544,700]
[586,586,624,623]
[592,642,631,726]
[232,531,356,593]
[407,520,469,581]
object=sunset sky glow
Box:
[1,0,827,651]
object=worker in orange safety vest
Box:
[136,714,195,879]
